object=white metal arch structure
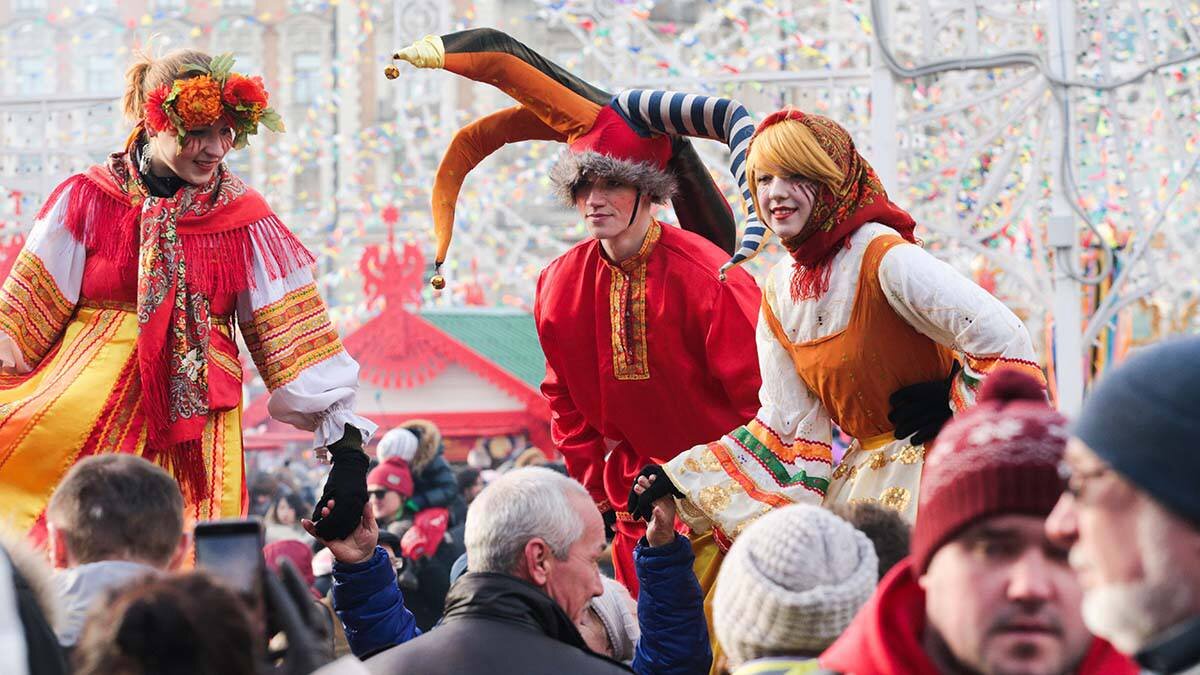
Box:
[495,0,1200,409]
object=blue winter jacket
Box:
[632,534,712,675]
[331,546,421,657]
[334,536,711,673]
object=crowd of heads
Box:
[2,343,1198,675]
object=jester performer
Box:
[0,49,374,543]
[388,29,766,596]
[629,109,1043,541]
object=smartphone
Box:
[194,518,266,602]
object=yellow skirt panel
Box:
[0,307,244,534]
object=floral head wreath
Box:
[144,53,284,149]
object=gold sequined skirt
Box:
[822,432,926,523]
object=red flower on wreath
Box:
[144,84,171,134]
[223,73,269,124]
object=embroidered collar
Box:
[604,221,662,273]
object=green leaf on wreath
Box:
[259,109,285,133]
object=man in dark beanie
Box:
[822,369,1135,675]
[1047,336,1200,674]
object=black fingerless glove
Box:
[888,361,960,446]
[311,424,368,541]
[626,464,684,522]
[602,508,617,542]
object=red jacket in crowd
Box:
[820,558,1138,675]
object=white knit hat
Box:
[590,576,640,663]
[712,504,878,666]
[377,428,419,464]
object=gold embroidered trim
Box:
[243,283,345,390]
[846,488,911,511]
[210,342,242,379]
[834,444,926,481]
[696,481,742,515]
[880,486,912,512]
[731,505,775,538]
[0,251,74,365]
[607,223,660,381]
[79,298,136,312]
[682,445,724,474]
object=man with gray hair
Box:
[1047,336,1200,674]
[364,467,630,673]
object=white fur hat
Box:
[712,504,878,666]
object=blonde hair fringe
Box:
[747,118,843,222]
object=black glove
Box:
[626,465,684,521]
[602,508,617,542]
[888,361,960,446]
[311,424,369,541]
[263,559,333,674]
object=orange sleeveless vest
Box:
[762,235,955,440]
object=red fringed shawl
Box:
[36,152,315,497]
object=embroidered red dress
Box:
[0,151,374,537]
[534,221,761,593]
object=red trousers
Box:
[610,520,646,597]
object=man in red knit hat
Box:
[820,369,1136,675]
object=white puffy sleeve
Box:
[664,268,832,540]
[237,231,376,448]
[0,183,85,373]
[878,243,1043,411]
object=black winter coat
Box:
[364,572,632,675]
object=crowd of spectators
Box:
[1,337,1198,674]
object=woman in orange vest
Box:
[633,109,1044,538]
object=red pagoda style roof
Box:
[243,229,550,459]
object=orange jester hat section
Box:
[0,147,372,539]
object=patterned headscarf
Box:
[749,110,917,300]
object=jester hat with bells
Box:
[386,28,764,287]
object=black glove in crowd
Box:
[888,361,960,446]
[311,424,369,541]
[263,559,333,674]
[626,464,683,521]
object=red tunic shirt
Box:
[535,222,761,524]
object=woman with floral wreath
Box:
[0,48,374,543]
[632,109,1045,535]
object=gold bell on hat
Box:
[430,263,446,290]
[384,65,400,80]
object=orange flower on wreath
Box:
[223,73,269,125]
[175,75,223,130]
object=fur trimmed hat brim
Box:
[549,150,677,206]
